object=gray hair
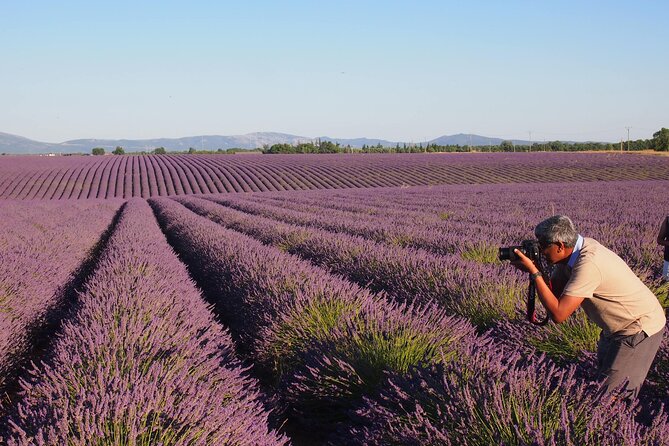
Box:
[534,215,578,247]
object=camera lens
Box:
[499,247,512,261]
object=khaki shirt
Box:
[555,237,666,337]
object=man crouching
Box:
[511,215,666,399]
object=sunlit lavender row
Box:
[2,152,669,199]
[0,200,121,399]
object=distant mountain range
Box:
[0,131,552,155]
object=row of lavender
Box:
[211,180,667,280]
[150,197,668,444]
[174,195,526,328]
[1,200,285,444]
[2,153,669,200]
[0,200,121,403]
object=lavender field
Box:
[0,153,668,445]
[1,152,669,200]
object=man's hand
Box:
[511,248,539,275]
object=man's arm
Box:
[533,274,585,323]
[514,249,584,323]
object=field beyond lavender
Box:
[0,153,668,445]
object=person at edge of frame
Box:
[511,215,666,400]
[658,215,669,282]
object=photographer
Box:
[511,215,666,399]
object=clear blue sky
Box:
[2,1,667,143]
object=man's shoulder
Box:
[581,237,600,253]
[579,237,613,261]
[573,237,597,262]
[570,238,605,275]
[582,237,623,258]
[579,237,631,275]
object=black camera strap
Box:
[527,260,550,326]
[527,276,549,326]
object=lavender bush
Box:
[283,300,476,431]
[490,312,601,366]
[341,339,669,446]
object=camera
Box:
[498,239,540,262]
[499,239,550,326]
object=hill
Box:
[1,131,550,155]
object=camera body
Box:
[498,239,540,262]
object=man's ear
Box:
[556,241,565,252]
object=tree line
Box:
[90,146,263,156]
[90,128,669,155]
[261,128,669,154]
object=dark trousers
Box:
[597,326,665,399]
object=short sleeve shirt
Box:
[556,237,666,337]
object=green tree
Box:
[296,142,316,153]
[317,140,340,154]
[91,147,105,155]
[153,147,167,155]
[188,147,197,154]
[500,140,514,151]
[652,128,669,151]
[112,146,125,155]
